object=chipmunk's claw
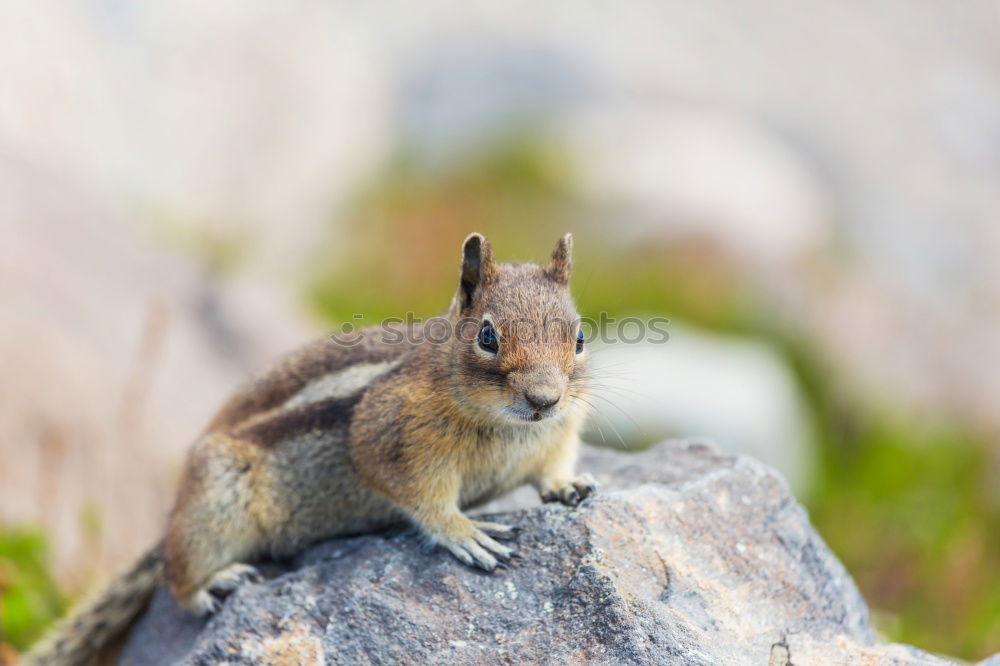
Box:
[208,563,262,593]
[472,520,521,540]
[189,589,223,616]
[189,563,263,614]
[440,526,515,572]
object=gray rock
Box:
[118,440,964,665]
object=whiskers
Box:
[568,365,649,451]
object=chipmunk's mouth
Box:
[503,405,559,423]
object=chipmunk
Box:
[27,232,596,665]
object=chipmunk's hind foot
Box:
[209,562,263,591]
[188,589,221,616]
[188,563,262,616]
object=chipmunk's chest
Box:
[456,420,568,507]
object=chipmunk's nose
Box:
[510,366,566,416]
[524,390,560,410]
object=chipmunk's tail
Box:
[23,542,165,666]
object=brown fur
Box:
[27,233,595,665]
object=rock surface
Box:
[118,441,967,665]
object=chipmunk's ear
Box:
[545,233,573,285]
[460,232,497,310]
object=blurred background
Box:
[2,1,999,660]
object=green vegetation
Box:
[0,529,65,652]
[792,340,1000,656]
[310,133,580,326]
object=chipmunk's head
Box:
[448,232,588,424]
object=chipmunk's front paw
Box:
[439,526,516,572]
[540,473,598,507]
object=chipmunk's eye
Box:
[576,328,585,354]
[478,321,499,354]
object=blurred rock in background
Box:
[587,328,816,495]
